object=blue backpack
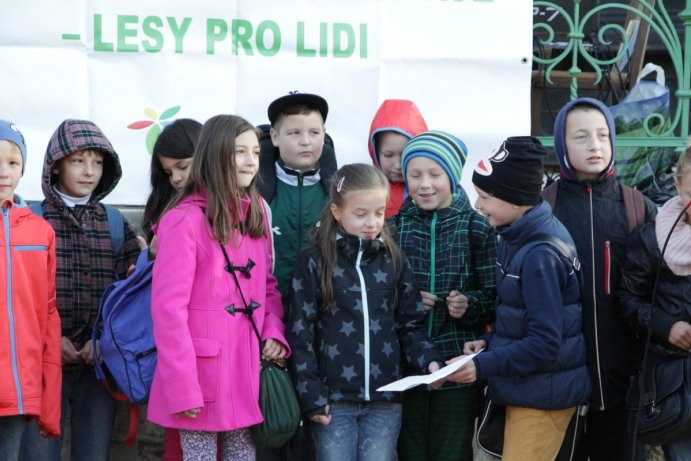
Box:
[92,249,156,404]
[29,202,125,256]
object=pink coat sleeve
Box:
[151,210,204,415]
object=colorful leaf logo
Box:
[127,105,181,154]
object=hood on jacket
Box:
[42,119,121,206]
[368,99,428,168]
[257,124,337,202]
[553,97,616,182]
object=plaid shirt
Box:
[39,120,140,352]
[390,193,497,363]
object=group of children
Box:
[1,89,690,461]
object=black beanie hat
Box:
[472,136,547,206]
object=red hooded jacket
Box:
[368,99,428,217]
[0,197,61,437]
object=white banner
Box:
[0,0,532,205]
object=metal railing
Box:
[533,0,690,150]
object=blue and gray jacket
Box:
[475,201,591,410]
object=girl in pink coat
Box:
[147,114,289,460]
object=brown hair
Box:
[273,104,324,131]
[172,114,266,244]
[314,163,402,309]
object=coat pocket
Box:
[192,338,221,402]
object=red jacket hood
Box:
[368,99,428,217]
[368,99,428,167]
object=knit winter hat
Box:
[402,130,468,196]
[472,136,547,206]
[0,119,27,175]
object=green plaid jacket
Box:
[390,193,497,371]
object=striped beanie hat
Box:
[402,130,468,196]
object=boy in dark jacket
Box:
[547,98,656,461]
[21,119,140,461]
[258,92,337,301]
[390,131,497,461]
[451,136,591,461]
[257,94,337,460]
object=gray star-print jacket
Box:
[287,233,443,415]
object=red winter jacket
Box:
[368,99,428,217]
[0,197,61,437]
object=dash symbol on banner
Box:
[62,33,81,41]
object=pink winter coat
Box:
[147,191,289,431]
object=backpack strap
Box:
[103,204,125,257]
[30,202,124,257]
[621,185,646,233]
[503,233,581,288]
[542,181,558,209]
[29,202,43,217]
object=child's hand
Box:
[420,291,437,312]
[668,320,691,351]
[78,339,98,365]
[445,357,477,384]
[262,338,288,361]
[136,235,148,251]
[176,408,201,419]
[148,235,158,259]
[308,405,331,426]
[427,361,446,389]
[463,339,486,355]
[446,290,468,319]
[61,336,81,365]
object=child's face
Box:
[330,188,387,240]
[473,185,525,228]
[406,156,453,211]
[270,112,325,172]
[53,149,104,198]
[234,130,260,189]
[564,108,612,181]
[676,169,691,223]
[159,156,192,191]
[0,140,23,204]
[377,132,408,183]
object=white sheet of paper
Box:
[376,350,483,392]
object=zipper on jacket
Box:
[3,207,24,414]
[297,175,304,260]
[427,211,438,337]
[587,186,605,410]
[604,241,611,295]
[355,239,371,401]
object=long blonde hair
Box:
[173,114,266,244]
[314,163,402,309]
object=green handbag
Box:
[218,243,301,448]
[252,358,302,448]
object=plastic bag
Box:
[610,63,680,205]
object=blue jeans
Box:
[20,367,118,461]
[0,415,28,461]
[310,401,402,461]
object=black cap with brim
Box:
[268,92,328,125]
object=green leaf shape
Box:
[146,124,162,155]
[160,105,181,121]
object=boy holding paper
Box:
[449,136,591,461]
[388,131,497,461]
